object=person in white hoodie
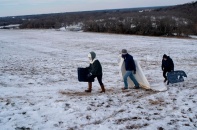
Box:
[85,51,105,93]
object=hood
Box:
[163,54,168,59]
[88,51,97,64]
[88,51,96,60]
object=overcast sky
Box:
[0,0,195,17]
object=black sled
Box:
[77,68,94,82]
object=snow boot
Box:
[121,87,128,90]
[132,86,140,89]
[85,82,92,92]
[100,84,105,93]
[133,87,140,89]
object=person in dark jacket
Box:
[85,51,105,93]
[162,54,174,82]
[121,49,140,89]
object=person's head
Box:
[121,49,128,55]
[88,51,96,61]
[163,54,168,60]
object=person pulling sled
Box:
[121,49,140,90]
[161,54,174,83]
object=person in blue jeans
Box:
[121,49,140,89]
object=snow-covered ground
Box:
[0,29,197,130]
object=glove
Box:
[87,73,92,77]
[133,71,136,74]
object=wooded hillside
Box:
[0,1,196,36]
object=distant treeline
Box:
[0,1,197,37]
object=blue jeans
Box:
[123,71,139,89]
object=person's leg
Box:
[123,71,132,89]
[163,70,167,82]
[97,75,103,86]
[128,72,139,88]
[85,75,96,92]
[97,75,105,93]
[85,82,92,92]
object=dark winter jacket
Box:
[162,56,174,71]
[122,54,136,71]
[88,60,102,76]
[87,52,102,76]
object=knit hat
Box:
[121,49,127,55]
[163,54,168,58]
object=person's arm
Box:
[130,56,136,72]
[132,60,136,72]
[170,59,174,71]
[161,60,164,71]
[90,60,100,75]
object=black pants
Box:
[89,75,103,86]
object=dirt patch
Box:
[59,90,91,96]
[59,88,116,96]
[149,98,165,105]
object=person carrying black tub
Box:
[85,51,105,93]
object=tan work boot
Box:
[85,82,92,92]
[100,84,105,93]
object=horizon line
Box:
[0,5,175,18]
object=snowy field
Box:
[0,29,197,130]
